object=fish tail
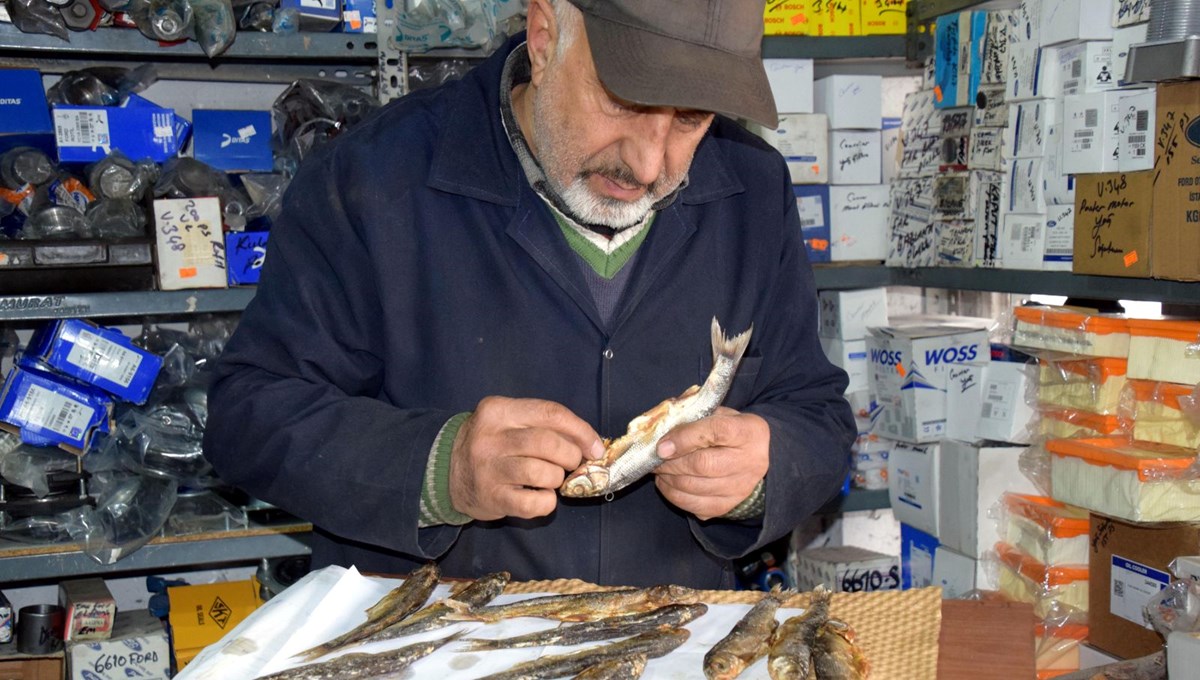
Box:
[711,317,753,367]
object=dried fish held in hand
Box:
[447,584,700,623]
[704,591,786,680]
[256,630,462,679]
[364,570,510,643]
[474,627,690,680]
[560,317,753,497]
[293,562,440,662]
[461,602,708,650]
[572,654,649,680]
[768,587,831,680]
[811,619,870,680]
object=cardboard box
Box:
[0,69,56,158]
[935,546,981,597]
[341,0,375,32]
[1117,88,1154,172]
[1006,42,1059,102]
[764,59,814,114]
[818,287,889,340]
[66,611,169,680]
[981,10,1012,86]
[829,131,881,184]
[1008,157,1047,213]
[794,185,831,263]
[1008,100,1057,160]
[944,363,983,440]
[226,231,268,286]
[934,12,987,110]
[167,578,262,657]
[975,84,1008,127]
[122,94,190,153]
[969,127,1004,171]
[868,320,991,443]
[940,441,1037,562]
[1057,41,1117,96]
[861,0,907,34]
[977,361,1037,443]
[153,197,229,290]
[901,522,940,589]
[1112,0,1150,27]
[25,319,163,405]
[1112,22,1148,86]
[1073,170,1153,277]
[1150,81,1200,281]
[814,75,883,130]
[748,113,828,184]
[889,441,941,535]
[1088,514,1200,660]
[192,110,273,173]
[59,577,116,642]
[829,185,889,261]
[815,0,860,36]
[0,365,111,452]
[820,337,869,393]
[0,658,62,679]
[762,0,820,36]
[53,105,179,164]
[279,0,339,31]
[791,546,900,593]
[1044,204,1075,270]
[881,117,902,183]
[936,220,974,266]
[1001,212,1048,270]
[975,171,1007,268]
[1062,91,1123,175]
[1039,0,1114,46]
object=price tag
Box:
[153,197,228,290]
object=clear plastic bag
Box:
[271,79,378,174]
[407,58,474,91]
[1035,356,1129,416]
[192,0,236,57]
[168,488,247,535]
[5,0,70,41]
[392,0,526,51]
[1146,577,1200,638]
[66,473,177,565]
[239,173,288,223]
[993,492,1090,570]
[154,157,250,225]
[991,541,1090,619]
[1125,380,1200,451]
[0,433,81,499]
[1011,304,1131,359]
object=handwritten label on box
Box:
[154,197,228,291]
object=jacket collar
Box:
[426,33,743,209]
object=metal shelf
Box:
[761,35,907,60]
[0,288,255,322]
[819,488,890,514]
[0,520,311,583]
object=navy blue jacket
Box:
[204,36,855,589]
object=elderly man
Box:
[204,0,855,589]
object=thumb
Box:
[656,439,677,459]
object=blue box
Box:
[53,105,179,163]
[280,0,340,31]
[342,0,375,32]
[25,319,163,404]
[794,185,831,264]
[192,110,273,173]
[0,365,111,452]
[123,94,191,153]
[933,11,986,110]
[900,523,940,590]
[226,231,268,285]
[0,69,56,159]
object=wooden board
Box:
[938,599,1037,679]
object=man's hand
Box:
[449,396,604,521]
[653,407,770,520]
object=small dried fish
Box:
[572,654,649,680]
[474,628,690,680]
[767,588,831,680]
[704,591,786,680]
[447,584,700,623]
[461,603,708,651]
[364,571,510,644]
[560,318,753,497]
[811,619,870,680]
[256,630,462,679]
[293,562,440,662]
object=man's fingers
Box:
[653,481,732,522]
[657,413,742,459]
[507,397,605,460]
[497,456,568,491]
[497,486,558,519]
[502,427,588,472]
[656,446,738,478]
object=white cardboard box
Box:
[1112,0,1151,28]
[976,360,1037,444]
[974,171,1007,267]
[764,59,814,114]
[889,441,941,535]
[1117,88,1155,172]
[1112,22,1149,86]
[791,546,901,593]
[818,287,889,340]
[829,130,882,184]
[938,439,1037,560]
[748,113,829,184]
[1044,204,1074,270]
[821,336,869,393]
[882,118,902,184]
[1009,99,1058,159]
[814,75,884,130]
[867,320,991,443]
[1039,0,1114,46]
[969,127,1004,171]
[1057,41,1117,96]
[934,546,982,596]
[1007,157,1047,213]
[1062,91,1123,174]
[66,611,170,680]
[944,363,984,441]
[1006,43,1060,101]
[153,197,228,291]
[1000,212,1048,270]
[829,185,889,261]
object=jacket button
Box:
[602,349,614,360]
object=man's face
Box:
[530,27,714,229]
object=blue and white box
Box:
[934,11,986,110]
[794,185,831,263]
[342,0,376,33]
[123,94,191,153]
[25,319,163,404]
[53,105,179,163]
[280,0,340,31]
[192,110,273,173]
[0,69,56,159]
[748,113,828,184]
[0,365,111,452]
[900,522,940,589]
[889,440,941,536]
[226,231,268,285]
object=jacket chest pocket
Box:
[698,354,763,411]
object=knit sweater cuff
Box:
[720,479,767,521]
[418,412,474,528]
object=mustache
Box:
[578,166,660,197]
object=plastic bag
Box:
[271,79,378,174]
[154,157,251,224]
[391,0,525,51]
[67,473,177,565]
[192,0,236,57]
[1125,380,1200,451]
[991,541,1089,619]
[1146,578,1200,638]
[86,198,149,239]
[239,173,288,223]
[407,58,474,91]
[0,434,80,499]
[993,492,1089,570]
[168,488,247,535]
[5,0,70,41]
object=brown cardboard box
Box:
[1088,514,1200,659]
[0,657,62,680]
[1151,81,1200,281]
[1073,172,1154,278]
[59,577,116,641]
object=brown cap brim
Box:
[579,13,779,129]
